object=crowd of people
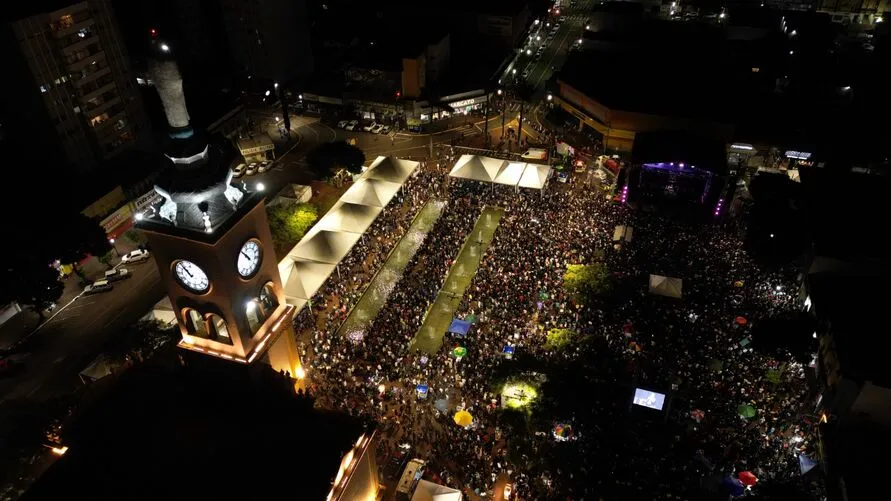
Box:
[295,148,823,500]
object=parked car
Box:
[121,249,151,264]
[103,268,130,282]
[345,120,358,131]
[83,280,113,295]
[371,123,385,134]
[337,120,349,129]
[245,163,259,175]
[380,125,391,134]
[363,121,378,132]
[258,160,272,173]
[232,163,246,178]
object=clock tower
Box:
[136,37,302,378]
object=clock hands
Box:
[241,250,251,259]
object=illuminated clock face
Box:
[237,240,262,277]
[174,260,210,293]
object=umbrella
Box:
[691,409,705,422]
[722,476,746,497]
[434,398,450,413]
[734,280,744,287]
[735,316,748,326]
[738,471,758,486]
[465,314,477,323]
[738,404,757,419]
[416,384,429,398]
[453,410,473,427]
[453,346,467,358]
[799,453,818,474]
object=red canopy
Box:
[738,471,758,486]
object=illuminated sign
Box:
[449,97,485,108]
[785,150,812,160]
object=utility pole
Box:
[483,90,490,148]
[501,94,507,141]
[517,102,524,152]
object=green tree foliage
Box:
[57,214,113,279]
[0,260,64,319]
[266,203,319,252]
[306,141,366,179]
[562,262,612,303]
[544,328,575,351]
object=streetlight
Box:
[497,89,502,95]
[876,16,883,23]
[547,94,553,101]
[274,82,279,89]
[256,182,265,192]
[789,50,794,55]
[526,49,532,55]
[275,116,280,122]
[298,94,303,100]
[160,43,170,52]
[585,25,590,30]
[512,68,517,74]
[135,213,144,221]
[790,30,797,36]
[842,86,851,91]
[577,38,583,44]
[536,35,541,41]
[265,90,271,96]
[534,19,540,25]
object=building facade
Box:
[220,0,314,83]
[8,0,147,173]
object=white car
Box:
[371,123,385,134]
[121,249,150,264]
[258,160,272,173]
[103,268,130,282]
[245,163,259,175]
[232,163,246,178]
[345,120,358,131]
[363,121,377,132]
[380,125,391,134]
[337,120,349,129]
[83,280,112,295]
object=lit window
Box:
[185,309,208,336]
[208,314,231,342]
[259,282,278,315]
[56,14,74,30]
[246,300,263,333]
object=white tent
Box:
[365,156,419,184]
[649,274,683,298]
[410,480,463,501]
[79,355,117,384]
[518,162,551,189]
[288,228,362,264]
[315,202,383,234]
[141,297,177,325]
[613,225,626,242]
[493,161,526,186]
[449,155,506,183]
[279,258,338,301]
[341,178,402,207]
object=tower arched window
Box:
[207,314,231,343]
[259,281,279,316]
[184,308,208,337]
[246,300,263,334]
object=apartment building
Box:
[7,0,147,173]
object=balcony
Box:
[93,110,127,138]
[68,51,105,73]
[80,81,116,105]
[73,67,111,88]
[88,98,122,126]
[53,17,94,39]
[61,35,99,56]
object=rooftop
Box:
[807,257,891,387]
[22,353,366,500]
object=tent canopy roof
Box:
[340,178,401,207]
[518,162,551,189]
[494,162,526,186]
[288,228,362,264]
[279,258,338,301]
[410,480,463,501]
[648,274,683,298]
[315,202,383,234]
[450,155,551,189]
[365,156,419,184]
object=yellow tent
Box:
[453,410,473,427]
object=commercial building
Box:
[4,0,148,174]
[220,0,313,83]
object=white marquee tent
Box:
[517,162,551,189]
[410,480,463,501]
[288,228,362,264]
[341,178,402,207]
[365,156,419,184]
[449,155,551,190]
[315,202,382,234]
[649,274,683,298]
[278,258,338,302]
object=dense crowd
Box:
[297,151,823,500]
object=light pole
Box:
[109,238,118,257]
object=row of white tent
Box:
[449,154,551,190]
[277,156,420,309]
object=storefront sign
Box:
[448,96,486,108]
[785,150,812,160]
[100,204,133,233]
[241,144,274,156]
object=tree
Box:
[750,312,816,362]
[562,262,612,303]
[57,214,112,280]
[0,260,64,320]
[544,328,576,351]
[266,203,319,253]
[306,141,366,179]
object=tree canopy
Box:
[306,141,366,179]
[562,262,612,303]
[266,203,319,254]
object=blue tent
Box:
[721,476,745,497]
[503,346,515,359]
[448,319,472,337]
[799,453,818,475]
[416,384,429,399]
